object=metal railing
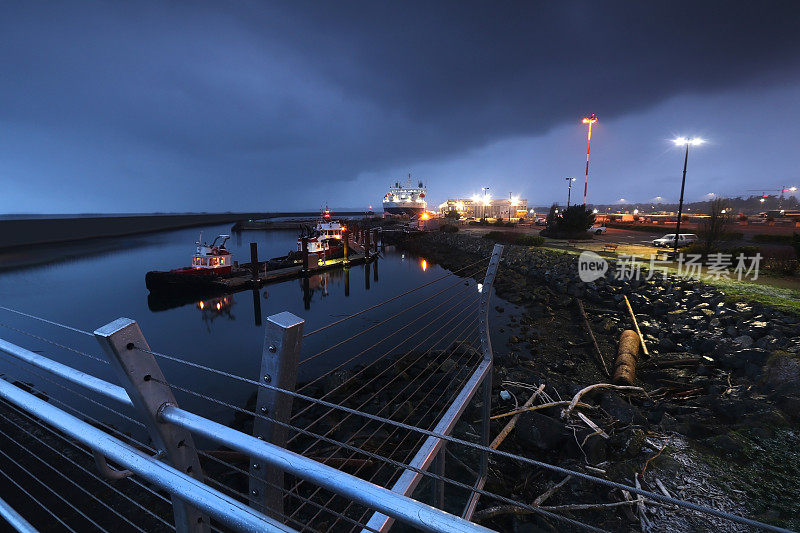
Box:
[0,246,503,533]
[0,243,793,533]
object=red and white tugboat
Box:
[297,208,345,260]
[145,234,235,293]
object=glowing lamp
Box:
[673,137,704,146]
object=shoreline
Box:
[0,211,372,251]
[397,230,800,531]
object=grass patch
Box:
[483,231,544,246]
[753,234,794,245]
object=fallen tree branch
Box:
[490,384,545,449]
[577,299,611,377]
[491,400,595,421]
[640,444,668,479]
[624,295,649,356]
[561,383,646,419]
[533,475,572,506]
[473,500,636,522]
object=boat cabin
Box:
[192,234,233,270]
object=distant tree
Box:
[444,210,460,219]
[699,198,731,254]
[545,204,559,228]
[558,205,596,234]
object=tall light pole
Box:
[581,114,597,206]
[565,177,576,207]
[672,137,705,256]
[481,187,490,220]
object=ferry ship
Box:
[382,176,427,216]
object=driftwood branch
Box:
[490,384,545,449]
[473,500,636,522]
[577,299,610,377]
[561,383,646,419]
[624,295,649,356]
[533,475,572,506]
[491,400,595,421]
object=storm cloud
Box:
[1,1,799,211]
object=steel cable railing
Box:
[290,293,481,444]
[298,273,479,366]
[305,334,484,529]
[0,418,145,532]
[287,328,482,523]
[148,367,605,532]
[0,399,175,530]
[294,278,480,405]
[0,275,795,533]
[0,443,107,532]
[301,256,491,338]
[0,306,95,337]
[194,449,380,533]
[0,320,108,363]
[0,462,76,533]
[0,357,175,515]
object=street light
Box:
[481,187,490,219]
[581,114,598,206]
[672,137,705,255]
[565,177,576,207]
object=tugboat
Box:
[145,234,235,293]
[297,208,346,260]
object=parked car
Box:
[534,218,547,226]
[588,225,607,235]
[652,233,698,247]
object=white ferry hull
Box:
[382,201,426,216]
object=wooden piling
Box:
[364,229,371,260]
[301,237,309,273]
[342,230,349,264]
[249,243,258,280]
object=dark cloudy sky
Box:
[2,1,800,213]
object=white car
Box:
[588,225,607,235]
[652,233,699,247]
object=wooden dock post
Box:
[252,288,262,327]
[372,229,379,253]
[342,230,349,265]
[301,237,309,274]
[344,267,350,297]
[250,243,259,281]
[365,229,371,260]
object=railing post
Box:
[94,318,209,533]
[250,312,304,519]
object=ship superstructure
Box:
[382,175,427,216]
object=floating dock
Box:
[146,231,380,301]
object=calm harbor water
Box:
[0,223,487,436]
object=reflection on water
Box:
[0,223,458,440]
[196,295,235,331]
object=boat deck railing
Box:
[0,243,790,533]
